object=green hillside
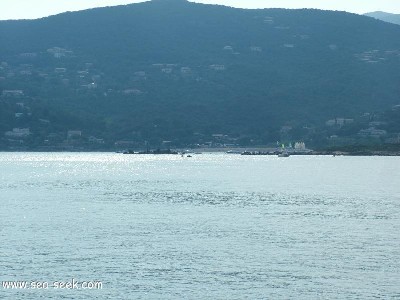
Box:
[1,0,400,150]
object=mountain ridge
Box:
[1,1,400,150]
[364,11,400,25]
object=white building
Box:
[2,90,24,97]
[180,67,191,74]
[5,128,30,138]
[294,142,306,151]
[67,130,82,138]
[358,127,387,138]
[210,64,225,71]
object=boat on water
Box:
[278,152,290,157]
[277,143,290,157]
[226,150,242,154]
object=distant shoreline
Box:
[1,148,399,156]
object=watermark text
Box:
[2,279,102,290]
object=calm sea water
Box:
[0,152,399,299]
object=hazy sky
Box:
[0,0,399,20]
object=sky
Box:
[0,0,399,20]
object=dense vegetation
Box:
[0,0,400,150]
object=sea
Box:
[0,152,399,299]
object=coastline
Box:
[1,147,399,156]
